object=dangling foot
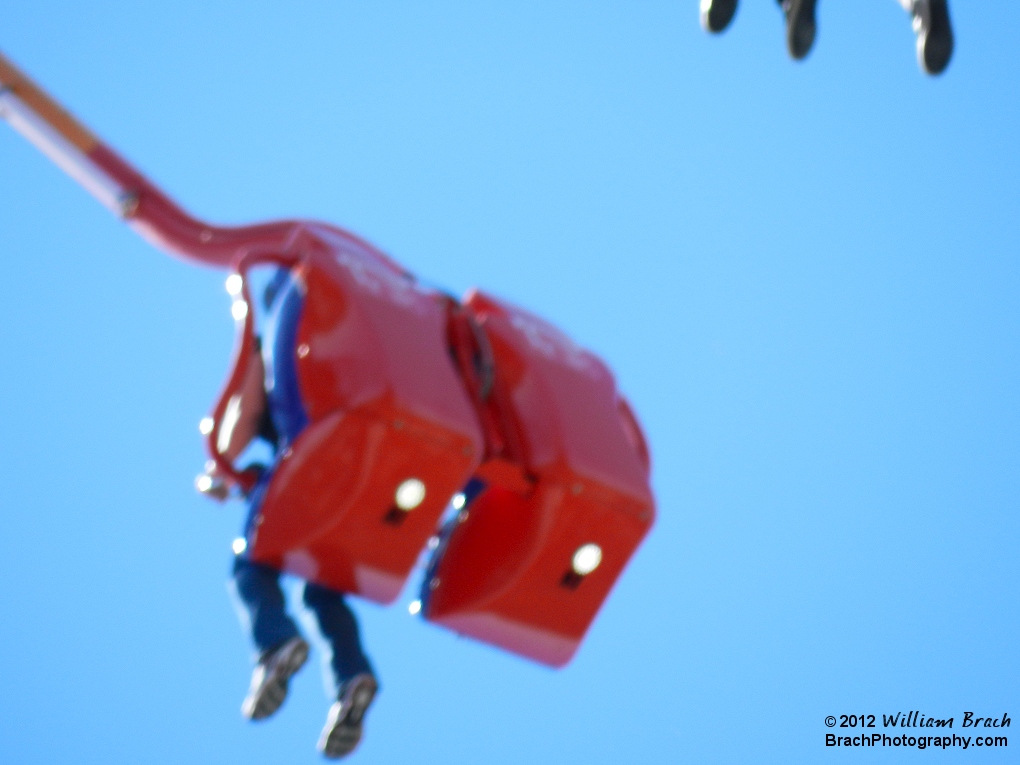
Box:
[317,674,379,759]
[910,0,954,75]
[781,0,818,60]
[241,636,309,721]
[700,0,738,34]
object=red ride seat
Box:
[216,225,484,604]
[421,290,655,667]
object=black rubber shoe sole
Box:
[784,0,818,60]
[241,637,309,721]
[917,0,954,75]
[318,674,379,760]
[701,0,738,34]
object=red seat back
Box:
[248,226,484,604]
[422,290,655,666]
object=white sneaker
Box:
[241,636,309,721]
[317,673,379,759]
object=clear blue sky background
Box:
[1,2,1016,763]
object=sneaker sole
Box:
[917,0,953,75]
[785,0,818,60]
[700,0,738,34]
[318,676,378,759]
[242,639,309,721]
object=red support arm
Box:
[0,50,299,269]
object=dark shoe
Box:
[241,636,309,721]
[317,674,378,759]
[782,0,818,60]
[910,0,954,75]
[700,0,738,34]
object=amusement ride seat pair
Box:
[0,48,657,759]
[204,233,656,670]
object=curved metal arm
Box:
[0,50,301,269]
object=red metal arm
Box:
[0,50,302,269]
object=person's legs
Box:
[230,468,302,655]
[231,558,310,720]
[232,558,301,656]
[302,582,378,759]
[301,581,375,694]
[229,470,309,720]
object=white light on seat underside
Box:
[395,479,426,511]
[572,544,603,576]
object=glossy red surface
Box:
[2,52,657,659]
[239,231,484,604]
[94,129,655,625]
[423,291,655,667]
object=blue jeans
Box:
[231,473,374,695]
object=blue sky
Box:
[1,2,1017,763]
